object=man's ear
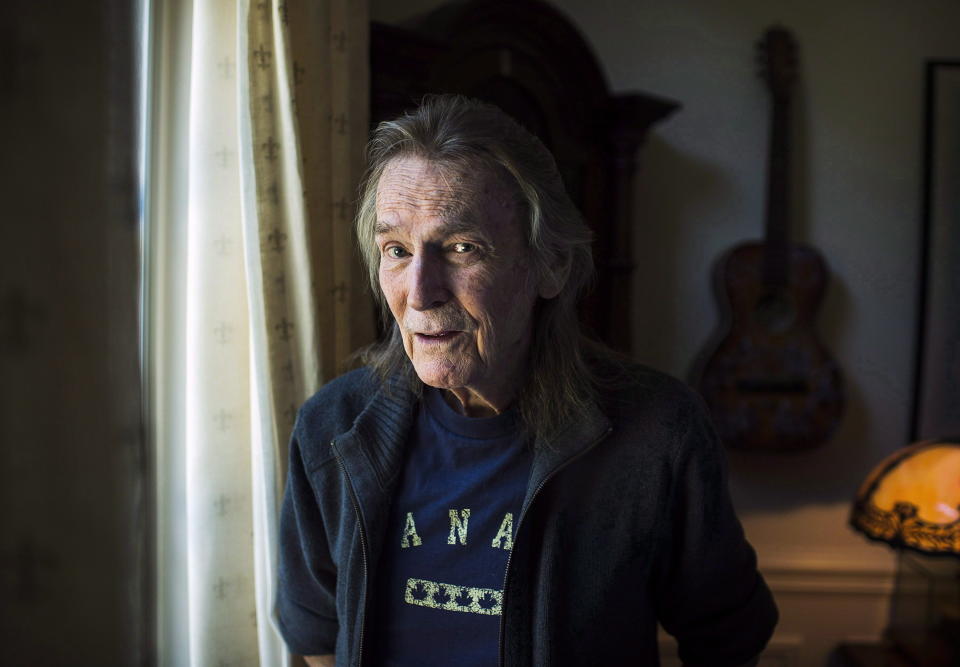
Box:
[537,255,570,300]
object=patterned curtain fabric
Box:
[151,0,371,665]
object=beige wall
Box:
[373,0,960,663]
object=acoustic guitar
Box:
[693,26,844,451]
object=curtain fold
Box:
[184,2,258,664]
[151,0,372,664]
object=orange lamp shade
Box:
[850,440,960,556]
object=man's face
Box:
[375,155,541,410]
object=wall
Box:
[372,0,960,664]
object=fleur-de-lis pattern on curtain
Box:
[169,0,372,665]
[184,3,258,665]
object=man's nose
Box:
[408,252,449,311]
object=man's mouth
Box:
[415,330,461,342]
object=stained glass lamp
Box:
[850,439,960,555]
[848,439,960,665]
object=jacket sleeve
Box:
[653,397,778,666]
[275,424,340,656]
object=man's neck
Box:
[442,386,513,417]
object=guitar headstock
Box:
[756,26,798,99]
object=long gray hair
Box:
[355,94,605,441]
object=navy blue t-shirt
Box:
[367,387,533,667]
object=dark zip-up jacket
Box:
[276,364,778,666]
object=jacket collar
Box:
[331,371,416,507]
[523,399,612,508]
[332,371,613,518]
[330,371,418,585]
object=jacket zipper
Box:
[332,441,369,667]
[496,426,613,667]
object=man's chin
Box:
[414,375,469,392]
[410,361,473,392]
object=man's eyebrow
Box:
[374,216,492,244]
[439,216,488,240]
[374,221,398,236]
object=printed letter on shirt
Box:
[400,511,423,548]
[447,508,471,545]
[491,512,514,550]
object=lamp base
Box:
[887,551,960,666]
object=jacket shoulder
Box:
[596,360,714,456]
[294,367,382,467]
[600,360,704,416]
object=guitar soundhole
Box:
[754,291,796,332]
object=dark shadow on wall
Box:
[724,262,909,513]
[719,64,902,511]
[630,133,732,375]
[633,117,889,513]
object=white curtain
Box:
[147,1,372,665]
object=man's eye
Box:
[452,242,476,254]
[385,246,408,259]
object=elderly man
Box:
[276,95,778,666]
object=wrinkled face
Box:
[375,155,541,403]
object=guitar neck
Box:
[763,93,792,287]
